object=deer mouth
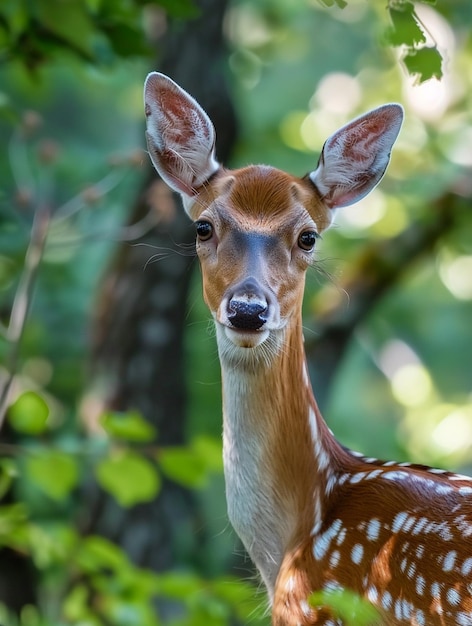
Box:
[224,325,270,348]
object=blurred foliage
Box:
[318,0,444,82]
[0,0,471,624]
[0,396,244,624]
[0,0,197,70]
[310,588,380,625]
[384,0,443,82]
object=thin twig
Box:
[54,168,129,222]
[47,206,161,248]
[0,204,51,429]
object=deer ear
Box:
[144,72,219,198]
[309,104,404,210]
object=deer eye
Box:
[195,220,213,241]
[298,230,318,251]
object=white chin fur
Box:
[224,326,270,348]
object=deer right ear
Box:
[309,104,404,211]
[144,72,219,200]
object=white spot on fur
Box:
[416,575,425,596]
[382,470,409,481]
[336,527,347,546]
[446,587,460,605]
[329,550,340,569]
[461,557,472,576]
[392,511,408,533]
[416,545,425,559]
[367,586,378,603]
[308,406,318,441]
[351,543,364,565]
[313,519,343,561]
[365,469,383,481]
[300,600,311,617]
[381,590,392,610]
[350,472,368,484]
[412,517,428,535]
[325,473,337,495]
[394,598,403,620]
[431,581,441,598]
[407,562,416,579]
[443,550,457,572]
[366,518,381,541]
[403,515,416,533]
[458,612,472,626]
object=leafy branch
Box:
[0,0,198,71]
[385,0,442,83]
[317,0,443,83]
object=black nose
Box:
[227,279,268,331]
[228,300,267,330]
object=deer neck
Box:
[216,316,352,597]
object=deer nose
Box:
[227,279,269,331]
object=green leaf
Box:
[192,436,223,473]
[77,535,127,573]
[28,522,78,568]
[386,2,426,47]
[155,0,199,19]
[100,411,156,442]
[403,46,443,82]
[63,584,92,623]
[8,391,50,434]
[309,589,380,626]
[187,590,230,623]
[95,451,161,506]
[0,459,17,499]
[159,446,208,489]
[0,2,29,39]
[34,0,95,59]
[102,22,151,58]
[158,436,223,488]
[155,571,203,600]
[63,582,102,626]
[84,0,101,13]
[25,451,79,500]
[101,597,159,626]
[0,504,28,542]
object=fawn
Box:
[144,72,472,626]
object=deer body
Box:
[144,73,472,625]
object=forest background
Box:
[0,0,471,624]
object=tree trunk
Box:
[86,0,237,576]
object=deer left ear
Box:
[144,72,220,200]
[309,104,404,210]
